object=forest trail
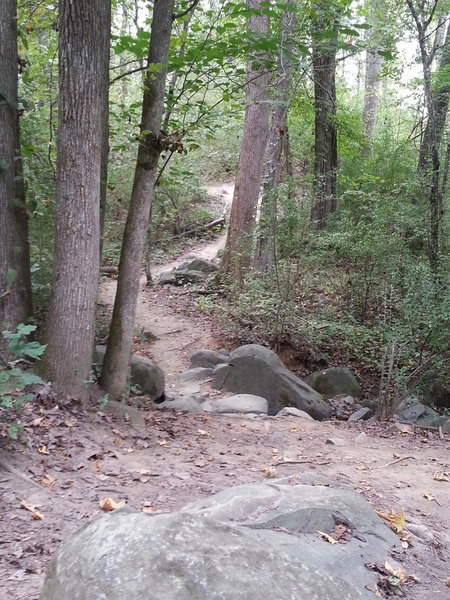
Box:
[98,182,234,384]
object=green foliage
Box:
[0,325,46,439]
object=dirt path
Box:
[99,182,234,383]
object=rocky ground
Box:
[1,182,450,599]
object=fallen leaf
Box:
[433,471,450,482]
[157,439,168,447]
[37,473,56,488]
[194,460,207,468]
[99,497,125,511]
[384,561,407,583]
[318,530,337,544]
[375,508,406,534]
[38,445,49,455]
[20,500,44,519]
[423,493,436,502]
[262,465,277,478]
[197,429,210,437]
[356,465,368,470]
[142,506,162,514]
[445,577,450,587]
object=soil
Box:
[1,183,450,600]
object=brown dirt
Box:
[1,183,450,600]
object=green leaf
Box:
[22,372,44,385]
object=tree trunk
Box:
[311,9,338,229]
[99,3,111,260]
[221,0,271,281]
[363,47,382,154]
[100,0,175,397]
[418,21,450,171]
[407,1,448,271]
[0,0,32,336]
[42,0,110,399]
[255,1,295,272]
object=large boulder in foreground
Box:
[42,480,398,600]
[305,367,362,399]
[211,344,331,420]
[95,346,165,401]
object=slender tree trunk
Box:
[42,0,110,399]
[363,46,382,154]
[255,1,295,271]
[407,1,447,271]
[99,4,112,260]
[221,0,271,281]
[0,0,32,338]
[419,21,450,171]
[311,9,338,229]
[100,0,175,397]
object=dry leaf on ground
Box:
[318,530,337,544]
[99,497,125,511]
[375,508,405,534]
[433,471,450,482]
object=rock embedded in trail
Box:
[209,394,268,415]
[211,344,331,420]
[157,256,219,286]
[305,367,362,399]
[177,367,214,382]
[42,480,399,600]
[190,348,230,369]
[95,345,165,401]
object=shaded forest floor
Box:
[1,183,450,600]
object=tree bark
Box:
[311,7,338,229]
[221,0,271,281]
[42,0,110,399]
[0,0,32,335]
[255,1,295,272]
[100,0,175,397]
[99,5,111,261]
[363,47,382,154]
[407,0,448,271]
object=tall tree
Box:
[310,2,339,229]
[42,0,111,398]
[0,0,32,334]
[363,42,382,153]
[406,0,448,270]
[221,0,271,280]
[100,0,176,397]
[254,0,295,272]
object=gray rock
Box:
[95,346,165,401]
[211,394,268,415]
[129,354,165,400]
[157,395,205,414]
[157,269,179,285]
[211,344,331,420]
[190,349,230,369]
[354,432,368,444]
[442,419,450,434]
[348,407,373,422]
[177,367,213,382]
[178,257,219,274]
[276,407,314,420]
[325,437,347,446]
[305,367,362,399]
[42,510,361,600]
[406,522,434,542]
[181,481,399,599]
[396,397,447,428]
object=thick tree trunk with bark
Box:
[255,2,295,272]
[221,0,271,281]
[42,0,110,398]
[311,12,338,229]
[100,0,175,397]
[0,0,32,334]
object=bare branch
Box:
[173,0,201,20]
